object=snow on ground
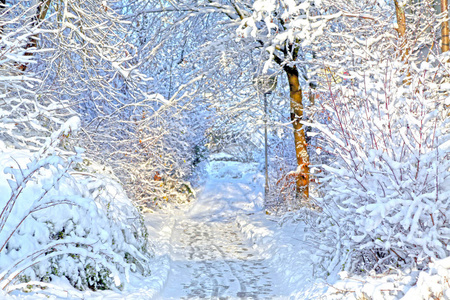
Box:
[145,156,285,299]
[142,154,327,299]
[146,154,450,299]
[2,151,449,299]
[235,213,325,299]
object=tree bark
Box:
[284,65,309,199]
[442,0,449,52]
[20,0,52,70]
[394,0,409,59]
[29,0,52,48]
[0,0,6,38]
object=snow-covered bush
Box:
[267,142,298,212]
[113,97,210,209]
[311,50,450,275]
[303,0,450,277]
[0,118,152,293]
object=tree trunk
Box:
[394,0,408,58]
[285,65,309,199]
[20,0,52,71]
[441,0,450,116]
[442,0,449,52]
[29,0,52,48]
[0,0,5,38]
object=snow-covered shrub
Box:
[267,142,298,212]
[0,118,152,293]
[309,53,450,277]
[402,257,450,299]
[303,0,450,277]
[112,98,208,209]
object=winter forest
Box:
[0,0,449,298]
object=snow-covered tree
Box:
[3,0,200,207]
[121,0,274,200]
[0,0,152,292]
[121,0,341,200]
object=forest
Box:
[0,0,449,298]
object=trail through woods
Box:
[6,153,443,300]
[3,154,317,300]
[149,157,282,299]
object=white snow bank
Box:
[0,120,153,297]
[236,209,450,299]
[236,212,322,298]
[142,209,178,298]
[306,257,450,300]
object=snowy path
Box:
[162,218,274,299]
[154,159,279,299]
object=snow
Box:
[143,155,450,300]
[129,156,320,299]
[0,123,153,298]
[2,0,449,298]
[1,151,450,299]
[146,156,278,299]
